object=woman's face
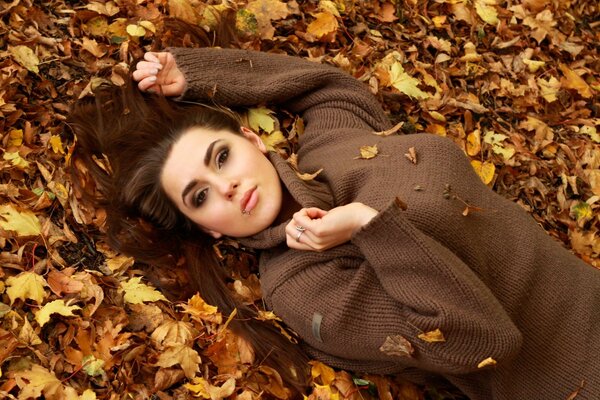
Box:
[161,126,283,238]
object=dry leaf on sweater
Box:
[477,357,497,368]
[379,335,414,357]
[355,144,379,159]
[417,328,446,343]
[405,147,417,164]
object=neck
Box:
[274,185,302,225]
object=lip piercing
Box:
[242,209,251,215]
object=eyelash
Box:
[192,146,230,208]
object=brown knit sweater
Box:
[168,47,600,399]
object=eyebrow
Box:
[181,139,222,205]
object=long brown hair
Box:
[68,14,309,397]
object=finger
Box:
[132,68,156,82]
[144,52,162,64]
[285,224,319,245]
[286,235,318,251]
[137,76,158,91]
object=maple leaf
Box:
[523,10,556,44]
[18,317,42,346]
[6,271,47,304]
[35,299,81,327]
[306,12,339,40]
[310,361,336,385]
[248,107,276,133]
[483,131,515,160]
[151,320,198,347]
[14,364,64,399]
[120,277,168,305]
[246,0,290,40]
[537,76,560,102]
[168,0,198,24]
[559,63,593,99]
[417,328,446,343]
[155,343,202,379]
[389,62,430,100]
[355,144,379,160]
[261,131,287,151]
[185,376,236,400]
[179,293,222,324]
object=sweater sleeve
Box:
[167,47,392,138]
[266,200,522,375]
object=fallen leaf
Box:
[537,76,560,102]
[389,61,430,99]
[246,0,290,39]
[471,160,495,185]
[477,357,497,368]
[474,0,498,24]
[580,126,600,143]
[120,277,168,305]
[6,272,48,304]
[81,37,107,58]
[168,0,198,24]
[571,202,593,225]
[310,360,336,385]
[155,343,202,379]
[126,24,146,37]
[9,45,40,73]
[356,144,379,159]
[151,320,198,347]
[404,147,417,164]
[417,328,446,343]
[82,354,106,377]
[35,299,81,327]
[179,293,222,324]
[248,107,276,133]
[14,364,63,399]
[559,64,593,98]
[307,12,338,39]
[466,130,481,156]
[85,1,120,16]
[184,376,236,400]
[3,151,30,169]
[49,135,65,154]
[18,317,42,346]
[0,204,41,236]
[379,335,414,357]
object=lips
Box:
[240,186,258,213]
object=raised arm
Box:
[267,199,522,375]
[134,47,392,137]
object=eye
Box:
[216,147,229,169]
[192,188,208,207]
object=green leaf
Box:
[572,202,592,222]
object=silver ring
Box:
[295,230,304,242]
[295,225,306,232]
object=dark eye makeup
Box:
[190,146,230,208]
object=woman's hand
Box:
[285,203,378,251]
[132,52,186,97]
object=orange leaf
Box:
[307,12,338,39]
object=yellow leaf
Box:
[580,126,600,143]
[432,15,447,27]
[179,293,222,324]
[307,12,338,39]
[0,204,41,237]
[18,317,42,346]
[319,0,341,17]
[357,144,379,160]
[256,310,283,321]
[477,357,497,368]
[35,299,81,327]
[151,320,197,347]
[81,37,107,58]
[236,9,259,35]
[246,0,290,39]
[571,202,593,223]
[261,130,287,151]
[120,277,167,305]
[466,130,481,156]
[312,383,340,400]
[82,354,105,377]
[537,76,560,102]
[471,160,495,185]
[126,24,146,37]
[3,151,30,169]
[139,20,156,33]
[168,0,198,24]
[389,62,430,99]
[296,168,323,181]
[15,364,63,399]
[9,45,40,73]
[185,377,236,399]
[460,42,482,62]
[559,63,593,98]
[80,389,98,400]
[310,361,336,385]
[49,135,65,154]
[8,129,23,147]
[155,343,201,379]
[85,1,120,16]
[523,59,545,73]
[248,107,276,133]
[417,328,446,343]
[474,0,498,24]
[6,272,47,305]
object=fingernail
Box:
[152,68,159,75]
[149,76,157,82]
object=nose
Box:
[215,179,239,200]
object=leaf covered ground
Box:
[0,0,599,399]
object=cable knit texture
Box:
[168,47,600,400]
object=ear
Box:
[205,229,222,239]
[240,126,267,154]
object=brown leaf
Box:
[379,335,414,357]
[355,144,378,160]
[417,328,446,343]
[404,147,417,164]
